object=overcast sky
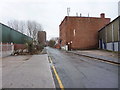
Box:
[0,0,119,40]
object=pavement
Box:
[68,50,119,64]
[2,54,55,88]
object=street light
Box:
[67,41,72,51]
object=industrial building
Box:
[37,31,46,46]
[1,23,32,45]
[59,13,110,50]
[0,23,32,57]
[98,16,120,52]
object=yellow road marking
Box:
[48,56,53,63]
[49,57,53,64]
[52,65,64,90]
[48,56,64,90]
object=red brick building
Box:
[59,13,110,50]
[37,31,46,46]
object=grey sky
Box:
[0,0,119,40]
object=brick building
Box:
[37,31,46,46]
[59,13,110,50]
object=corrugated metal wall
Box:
[99,16,119,52]
[1,23,32,44]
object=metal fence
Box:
[0,42,14,57]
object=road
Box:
[47,47,118,88]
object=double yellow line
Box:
[48,56,64,90]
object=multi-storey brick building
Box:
[37,31,46,46]
[59,13,110,50]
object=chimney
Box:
[100,13,105,18]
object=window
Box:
[73,29,76,37]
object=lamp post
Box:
[70,41,72,51]
[68,41,72,51]
[59,39,62,49]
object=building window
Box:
[73,29,76,37]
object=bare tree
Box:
[8,20,19,31]
[8,20,43,43]
[27,20,33,37]
[19,21,25,34]
[27,21,43,42]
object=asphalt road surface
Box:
[47,47,118,88]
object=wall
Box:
[14,44,26,50]
[99,16,119,52]
[1,43,14,57]
[0,43,26,57]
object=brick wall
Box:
[14,44,26,50]
[0,43,27,57]
[59,13,110,50]
[1,43,14,57]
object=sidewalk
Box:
[69,50,119,64]
[2,54,55,88]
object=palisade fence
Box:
[0,42,14,58]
